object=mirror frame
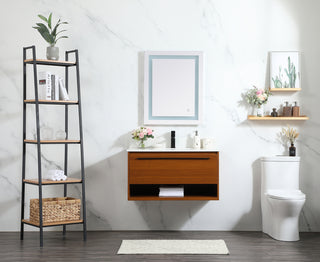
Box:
[144,51,203,125]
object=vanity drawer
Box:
[128,152,219,184]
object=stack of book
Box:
[159,186,184,197]
[38,71,70,101]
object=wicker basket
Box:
[30,197,81,223]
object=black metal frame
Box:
[20,46,87,247]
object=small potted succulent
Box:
[33,13,68,60]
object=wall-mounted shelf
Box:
[269,88,301,92]
[248,115,309,120]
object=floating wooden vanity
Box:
[128,149,219,200]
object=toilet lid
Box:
[267,189,306,200]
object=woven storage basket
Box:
[30,197,81,223]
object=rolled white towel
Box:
[47,169,67,181]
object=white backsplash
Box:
[0,0,319,231]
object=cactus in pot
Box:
[33,13,68,60]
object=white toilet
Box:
[261,156,306,241]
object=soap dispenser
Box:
[193,131,200,149]
[292,101,300,117]
[283,101,292,117]
[171,131,176,148]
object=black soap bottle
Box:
[171,131,175,148]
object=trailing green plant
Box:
[33,13,68,46]
[284,56,296,88]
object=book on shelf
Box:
[38,72,69,101]
[38,71,52,100]
[51,74,59,100]
[59,77,70,101]
[159,186,184,197]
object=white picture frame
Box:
[144,51,203,125]
[270,51,301,89]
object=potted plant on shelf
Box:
[132,127,154,148]
[282,125,299,156]
[245,86,271,117]
[33,13,68,60]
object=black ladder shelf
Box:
[20,46,87,247]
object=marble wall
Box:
[1,0,320,231]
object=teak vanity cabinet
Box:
[128,151,219,200]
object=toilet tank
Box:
[261,156,300,192]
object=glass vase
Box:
[289,143,296,156]
[139,140,145,148]
[256,104,264,117]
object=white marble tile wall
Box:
[0,0,319,231]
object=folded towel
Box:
[46,169,67,181]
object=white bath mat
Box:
[117,239,229,254]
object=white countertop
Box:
[127,148,219,152]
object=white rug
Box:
[117,240,229,255]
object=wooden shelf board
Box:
[270,88,301,92]
[24,139,80,144]
[22,219,83,227]
[24,178,82,185]
[24,99,78,105]
[24,59,76,66]
[248,115,309,120]
[128,196,219,201]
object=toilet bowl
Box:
[261,156,306,241]
[266,190,305,241]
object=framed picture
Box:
[144,51,203,125]
[270,51,300,89]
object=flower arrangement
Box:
[132,127,154,148]
[245,86,271,108]
[282,125,299,145]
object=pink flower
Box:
[256,90,263,96]
[147,128,153,135]
[139,132,145,139]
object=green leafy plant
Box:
[33,13,68,46]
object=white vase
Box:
[256,105,264,117]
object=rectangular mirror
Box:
[144,51,203,125]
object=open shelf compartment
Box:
[129,184,218,200]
